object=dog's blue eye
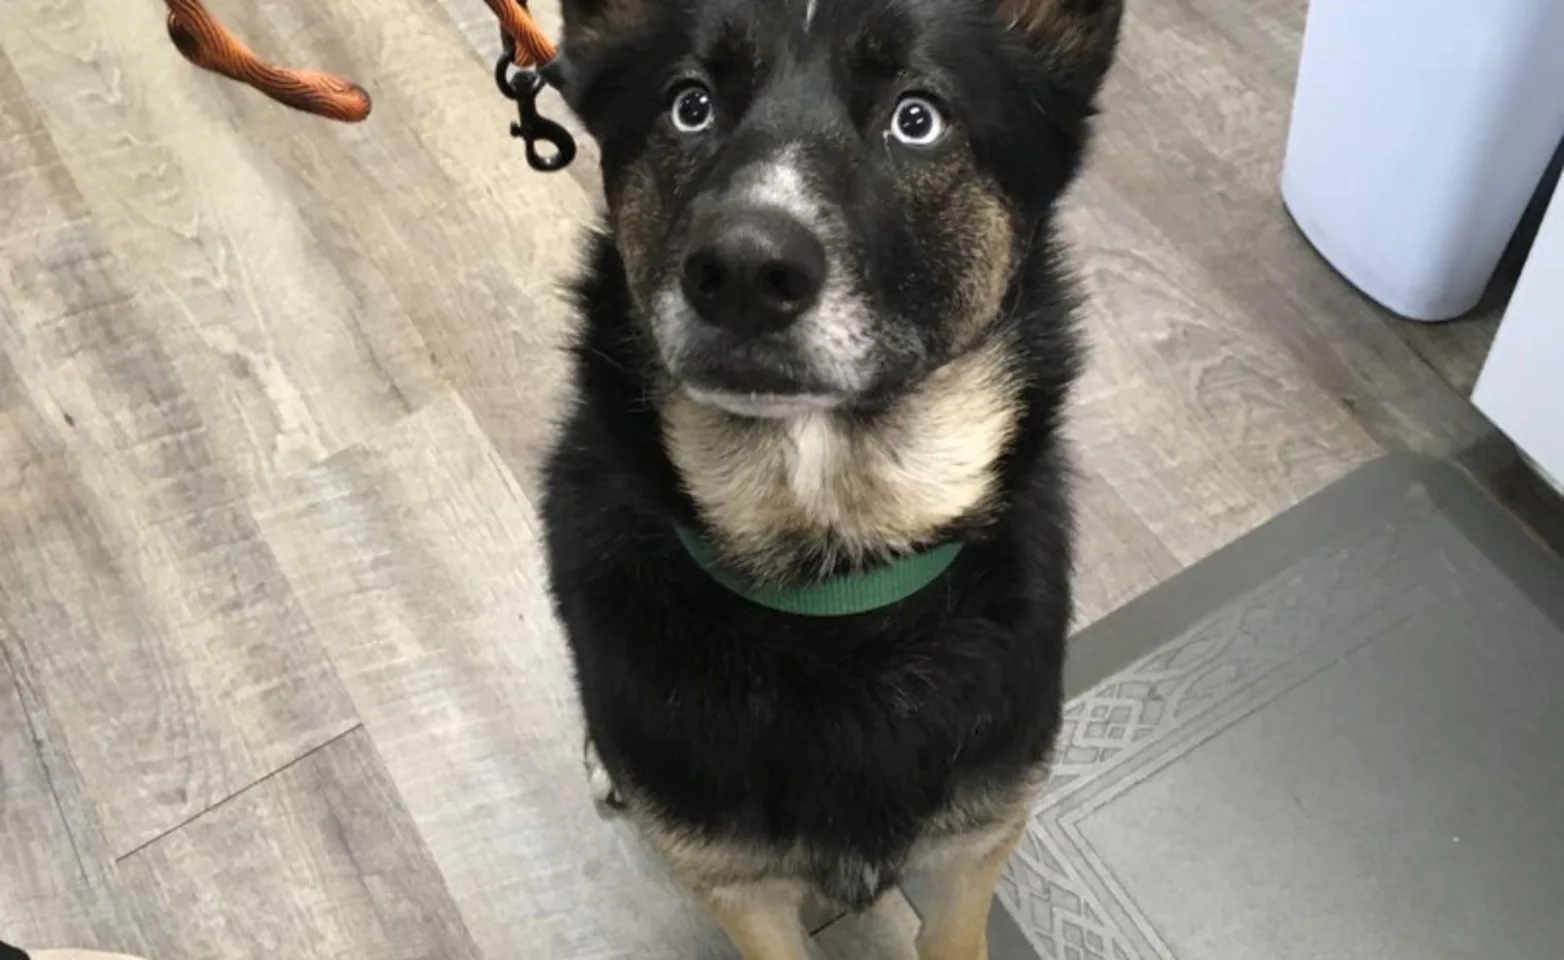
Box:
[890,95,945,147]
[670,84,715,134]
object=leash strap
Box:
[162,0,574,170]
[480,0,557,66]
[164,0,372,122]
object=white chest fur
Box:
[662,340,1021,579]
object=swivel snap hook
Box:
[494,41,576,173]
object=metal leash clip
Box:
[494,39,576,172]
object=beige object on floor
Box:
[31,952,150,960]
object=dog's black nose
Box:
[681,211,826,337]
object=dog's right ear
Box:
[553,0,656,117]
[997,0,1123,95]
[560,0,654,51]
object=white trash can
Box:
[1281,0,1564,322]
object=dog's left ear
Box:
[997,0,1123,94]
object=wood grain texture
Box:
[1070,471,1183,628]
[0,0,445,492]
[0,46,360,855]
[249,392,735,959]
[175,0,601,489]
[1062,172,1385,565]
[1081,4,1493,461]
[0,631,147,957]
[118,728,481,960]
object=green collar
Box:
[675,527,963,617]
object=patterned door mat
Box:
[910,455,1564,960]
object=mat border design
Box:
[905,454,1564,960]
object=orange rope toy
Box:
[163,0,558,124]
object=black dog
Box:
[541,0,1121,956]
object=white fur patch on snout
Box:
[734,147,826,230]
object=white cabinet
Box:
[1474,184,1564,489]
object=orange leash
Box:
[164,0,372,122]
[163,0,558,125]
[480,0,558,67]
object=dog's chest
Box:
[660,338,1022,578]
[663,398,1012,576]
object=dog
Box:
[540,0,1121,956]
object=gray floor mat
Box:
[909,454,1564,960]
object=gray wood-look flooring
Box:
[0,0,1544,956]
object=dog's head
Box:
[558,0,1121,418]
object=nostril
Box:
[684,251,726,300]
[760,263,806,308]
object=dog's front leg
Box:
[699,880,814,960]
[911,818,1025,960]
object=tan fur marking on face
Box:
[952,188,1016,348]
[894,149,1015,351]
[611,159,664,310]
[663,333,1023,582]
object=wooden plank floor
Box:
[0,0,1535,956]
